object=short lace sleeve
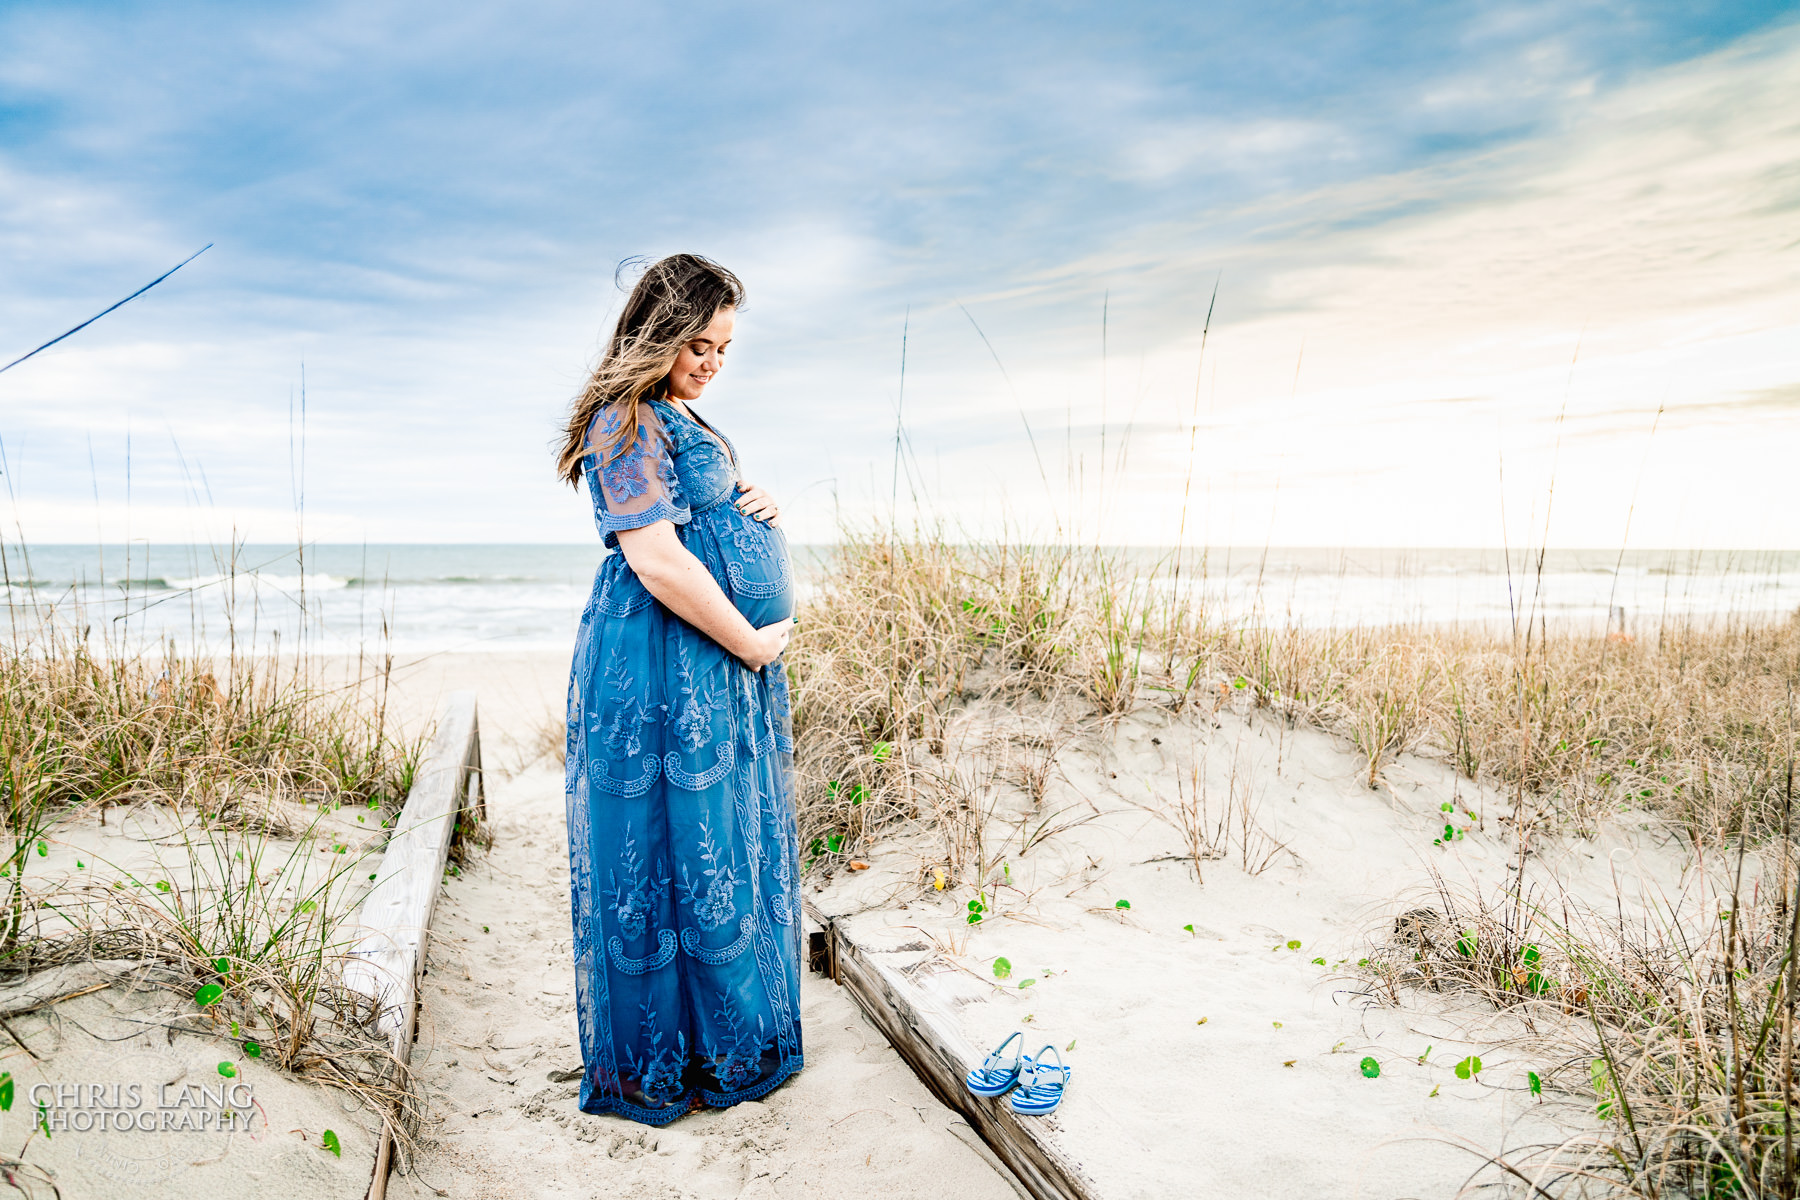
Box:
[586,405,690,544]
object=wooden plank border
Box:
[345,691,482,1200]
[804,900,1101,1200]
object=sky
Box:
[0,1,1796,548]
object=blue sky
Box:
[1,1,1797,546]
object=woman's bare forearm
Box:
[616,524,760,660]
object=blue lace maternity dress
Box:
[564,397,802,1126]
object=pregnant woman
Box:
[555,254,801,1125]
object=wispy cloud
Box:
[0,2,1793,546]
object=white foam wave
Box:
[164,572,351,593]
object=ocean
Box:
[1,544,1796,654]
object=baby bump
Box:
[708,508,793,628]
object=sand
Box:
[1,647,1701,1198]
[811,689,1695,1199]
[0,976,383,1199]
[0,738,399,1199]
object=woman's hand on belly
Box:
[734,480,780,527]
[739,617,793,669]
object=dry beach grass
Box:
[3,527,1796,1196]
[787,528,1800,1198]
[789,529,1800,861]
[0,597,432,1180]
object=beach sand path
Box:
[391,757,1022,1200]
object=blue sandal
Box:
[1008,1045,1071,1114]
[965,1031,1031,1097]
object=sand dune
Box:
[811,689,1677,1197]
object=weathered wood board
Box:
[805,899,1100,1200]
[343,691,482,1200]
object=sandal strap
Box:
[978,1030,1025,1073]
[1021,1046,1068,1088]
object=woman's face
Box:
[664,306,735,402]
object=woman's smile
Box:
[664,307,734,401]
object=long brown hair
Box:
[556,253,745,486]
